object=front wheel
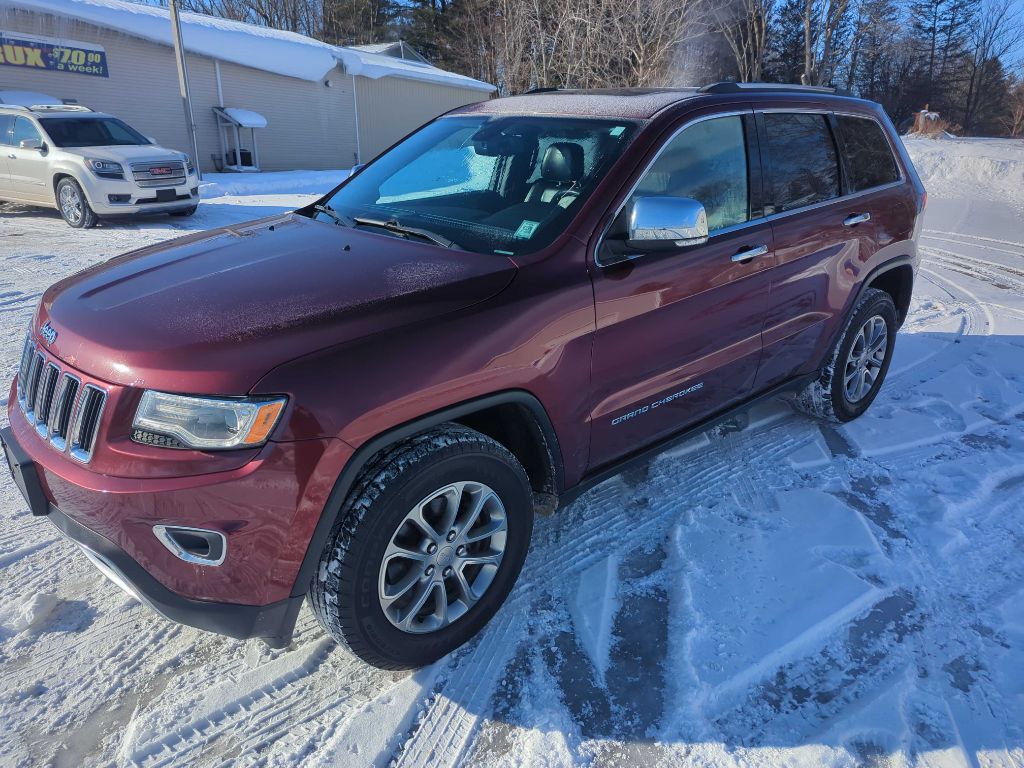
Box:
[170,206,198,218]
[309,424,534,669]
[56,177,98,229]
[795,288,897,422]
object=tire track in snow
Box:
[923,247,1024,293]
[396,425,808,767]
[923,228,1024,253]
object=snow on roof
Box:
[7,0,494,91]
[334,48,494,92]
[220,107,268,128]
[349,40,431,64]
[0,90,62,106]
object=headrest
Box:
[541,142,584,183]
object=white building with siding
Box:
[0,0,495,171]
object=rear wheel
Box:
[56,177,97,229]
[309,424,534,669]
[795,288,897,422]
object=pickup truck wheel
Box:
[56,177,98,229]
[795,288,897,423]
[309,424,533,669]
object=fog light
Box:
[153,525,226,566]
[190,187,198,196]
[107,194,131,204]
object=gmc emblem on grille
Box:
[39,321,57,345]
[149,167,174,176]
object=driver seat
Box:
[525,143,584,208]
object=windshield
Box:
[40,116,150,148]
[315,115,639,256]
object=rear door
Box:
[753,110,859,389]
[587,110,774,468]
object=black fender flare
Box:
[819,254,916,368]
[289,389,563,599]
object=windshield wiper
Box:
[313,203,355,228]
[353,216,457,249]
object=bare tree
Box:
[799,0,851,85]
[716,0,774,82]
[174,0,321,36]
[960,0,1024,132]
[1006,73,1024,136]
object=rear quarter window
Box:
[836,115,900,191]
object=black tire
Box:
[794,288,897,423]
[170,206,198,217]
[309,424,534,669]
[55,177,98,229]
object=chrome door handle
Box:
[843,212,871,226]
[731,244,770,263]
[6,154,15,159]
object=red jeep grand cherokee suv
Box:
[2,84,924,669]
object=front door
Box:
[588,111,774,469]
[0,114,16,199]
[7,117,51,204]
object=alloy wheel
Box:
[843,315,888,403]
[59,185,83,225]
[378,480,507,634]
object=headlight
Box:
[184,155,196,174]
[132,391,287,450]
[87,158,124,179]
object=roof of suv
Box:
[452,84,874,120]
[0,104,98,116]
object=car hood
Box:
[36,213,517,394]
[66,144,185,163]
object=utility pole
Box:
[169,0,202,180]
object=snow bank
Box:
[8,0,494,90]
[904,136,1024,205]
[0,593,58,633]
[199,169,350,198]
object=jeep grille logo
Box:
[39,321,57,345]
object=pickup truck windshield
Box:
[40,117,150,148]
[316,115,639,256]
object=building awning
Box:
[218,107,268,129]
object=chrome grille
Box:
[35,363,60,437]
[130,161,186,188]
[16,337,106,464]
[47,374,80,451]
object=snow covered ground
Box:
[1,139,1023,767]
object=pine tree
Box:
[764,0,805,83]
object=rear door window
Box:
[836,115,899,191]
[764,113,840,213]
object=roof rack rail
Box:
[0,104,32,111]
[29,104,93,112]
[526,87,560,94]
[699,82,853,97]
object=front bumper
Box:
[1,424,302,646]
[78,172,199,216]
